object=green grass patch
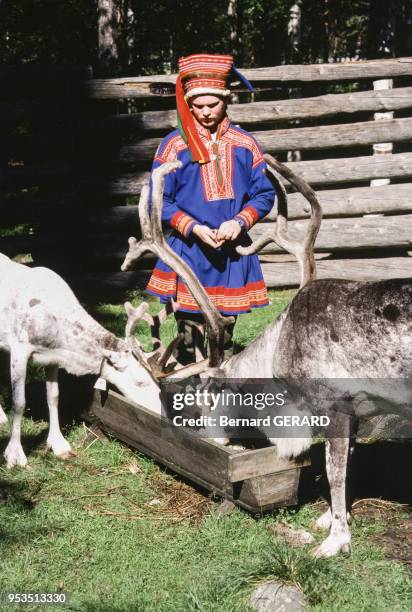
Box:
[0,290,411,610]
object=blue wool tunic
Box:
[146,116,276,315]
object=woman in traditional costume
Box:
[146,54,276,363]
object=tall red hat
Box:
[175,54,253,164]
[179,54,233,99]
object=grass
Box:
[0,290,411,611]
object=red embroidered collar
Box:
[194,115,231,140]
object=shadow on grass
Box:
[299,440,412,508]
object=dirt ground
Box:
[352,500,412,571]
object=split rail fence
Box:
[1,58,412,301]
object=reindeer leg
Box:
[4,347,30,468]
[45,365,75,459]
[313,418,351,557]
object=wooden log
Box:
[2,215,410,260]
[0,196,138,227]
[5,183,411,227]
[3,152,412,193]
[85,117,412,162]
[0,100,65,124]
[5,115,412,165]
[67,270,151,300]
[75,152,412,194]
[62,257,412,298]
[54,86,412,135]
[73,58,412,99]
[0,233,133,259]
[250,214,412,253]
[0,133,63,163]
[0,65,93,99]
[255,117,412,153]
[261,257,412,287]
[0,163,69,188]
[288,152,412,187]
[282,183,412,220]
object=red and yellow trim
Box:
[146,269,268,313]
[170,211,197,237]
[235,206,260,230]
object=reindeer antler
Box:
[124,300,184,378]
[236,154,322,287]
[121,161,234,368]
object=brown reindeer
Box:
[121,158,411,557]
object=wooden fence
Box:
[1,58,412,301]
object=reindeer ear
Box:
[128,236,137,247]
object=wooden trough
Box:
[87,389,310,513]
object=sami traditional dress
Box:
[146,116,276,315]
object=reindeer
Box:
[0,252,183,468]
[121,158,411,557]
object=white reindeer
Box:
[121,160,411,558]
[0,252,172,468]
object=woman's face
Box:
[189,95,227,132]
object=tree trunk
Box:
[287,1,302,162]
[228,1,239,58]
[367,0,396,59]
[97,0,120,76]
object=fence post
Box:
[370,78,393,187]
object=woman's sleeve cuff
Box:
[234,206,260,231]
[170,211,198,237]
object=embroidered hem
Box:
[146,269,269,314]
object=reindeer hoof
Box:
[312,509,332,531]
[4,443,28,469]
[312,534,351,558]
[57,450,77,460]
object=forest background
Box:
[1,0,411,76]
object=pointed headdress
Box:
[176,53,253,164]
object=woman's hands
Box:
[192,220,242,248]
[216,220,242,242]
[192,224,224,248]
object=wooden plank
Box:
[74,58,412,99]
[0,163,69,188]
[261,257,412,288]
[0,133,64,163]
[255,117,412,153]
[87,389,307,511]
[235,469,302,509]
[228,446,309,482]
[250,214,412,253]
[90,389,233,492]
[282,183,412,220]
[2,215,410,260]
[0,100,64,124]
[2,214,410,264]
[288,152,412,187]
[84,153,412,192]
[0,65,93,99]
[71,86,412,133]
[60,257,412,299]
[4,116,412,166]
[3,153,412,193]
[86,118,412,162]
[66,271,151,301]
[3,183,411,227]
